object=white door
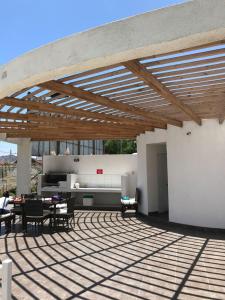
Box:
[157,153,168,213]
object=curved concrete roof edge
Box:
[1,0,225,98]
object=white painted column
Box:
[16,138,31,195]
[1,259,12,300]
[137,135,148,215]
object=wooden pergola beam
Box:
[0,112,152,133]
[1,97,165,129]
[123,60,202,125]
[0,131,138,139]
[4,130,137,140]
[0,123,144,136]
[7,135,137,141]
[39,80,182,127]
[0,126,142,136]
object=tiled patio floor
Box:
[1,211,225,299]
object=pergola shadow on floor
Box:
[1,211,225,300]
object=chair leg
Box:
[5,220,11,233]
[49,217,52,229]
[25,221,27,233]
[121,205,125,217]
[41,220,43,233]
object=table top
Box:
[9,198,66,205]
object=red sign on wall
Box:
[96,169,103,174]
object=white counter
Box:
[41,187,121,193]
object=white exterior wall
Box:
[16,139,31,195]
[137,119,225,229]
[167,119,225,229]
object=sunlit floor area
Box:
[1,211,225,300]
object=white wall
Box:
[167,119,225,229]
[137,119,225,229]
[43,154,137,196]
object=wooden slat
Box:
[0,97,163,129]
[171,82,225,94]
[0,122,145,135]
[99,82,147,97]
[77,73,136,90]
[8,135,137,141]
[143,47,225,68]
[109,87,150,99]
[86,78,143,93]
[164,74,225,87]
[39,80,182,127]
[158,67,225,82]
[58,64,121,84]
[123,60,202,125]
[0,127,139,136]
[0,111,155,133]
[152,61,225,79]
[144,55,225,74]
[111,90,157,102]
[5,130,138,140]
[70,68,129,86]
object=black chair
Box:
[22,193,37,200]
[24,200,50,233]
[53,197,75,229]
[0,213,15,234]
[10,202,23,219]
[121,188,141,216]
[59,192,71,199]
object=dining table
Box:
[9,197,67,231]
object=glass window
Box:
[31,142,39,156]
[50,141,57,154]
[60,142,67,154]
[73,142,78,155]
[66,141,73,155]
[32,139,104,156]
[79,141,84,155]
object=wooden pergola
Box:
[1,40,225,141]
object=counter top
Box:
[41,187,121,193]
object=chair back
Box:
[67,198,75,214]
[22,193,37,200]
[59,192,71,199]
[135,188,141,203]
[24,200,43,216]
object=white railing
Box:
[0,259,12,300]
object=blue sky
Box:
[0,0,185,155]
